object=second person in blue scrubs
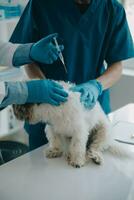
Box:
[10,0,134,150]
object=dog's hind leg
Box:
[45,125,63,158]
[86,122,108,165]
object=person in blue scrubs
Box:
[10,0,134,150]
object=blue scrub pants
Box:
[24,122,48,151]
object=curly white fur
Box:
[13,81,131,168]
[23,81,128,168]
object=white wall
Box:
[111,59,134,111]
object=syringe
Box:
[53,37,67,73]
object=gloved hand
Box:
[70,80,103,109]
[26,80,68,105]
[30,33,64,64]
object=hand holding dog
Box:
[26,80,68,105]
[70,80,103,109]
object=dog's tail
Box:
[107,140,132,157]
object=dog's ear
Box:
[13,104,34,122]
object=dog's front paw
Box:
[69,159,85,168]
[45,148,63,158]
[68,154,86,168]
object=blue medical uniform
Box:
[10,0,134,150]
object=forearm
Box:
[0,82,6,104]
[0,42,34,68]
[0,82,28,108]
[0,42,19,67]
[97,62,123,90]
[25,64,45,79]
[13,43,34,67]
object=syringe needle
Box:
[59,54,68,74]
[63,63,68,74]
[53,37,67,73]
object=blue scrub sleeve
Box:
[10,0,39,44]
[105,6,134,65]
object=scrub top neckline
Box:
[75,2,90,14]
[73,1,92,16]
[66,0,102,26]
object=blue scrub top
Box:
[10,0,134,114]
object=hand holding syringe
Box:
[53,37,68,73]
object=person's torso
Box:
[34,0,113,83]
[32,0,115,113]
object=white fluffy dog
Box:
[13,81,128,168]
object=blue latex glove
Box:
[70,80,103,109]
[26,80,68,105]
[30,33,64,64]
